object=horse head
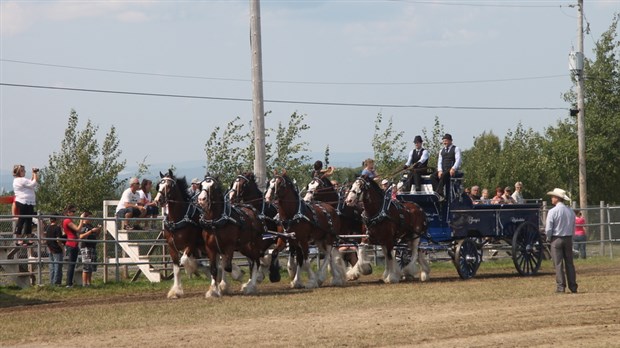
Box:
[229,172,256,203]
[303,177,323,202]
[197,175,225,217]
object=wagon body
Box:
[397,175,544,279]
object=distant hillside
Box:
[1,152,371,194]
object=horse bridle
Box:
[156,176,177,206]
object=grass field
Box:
[1,256,619,347]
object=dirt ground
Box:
[2,260,619,348]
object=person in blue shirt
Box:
[361,158,379,180]
[545,188,578,293]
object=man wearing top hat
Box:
[402,135,429,193]
[545,188,578,293]
[431,133,462,199]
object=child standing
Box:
[78,211,100,287]
[45,214,64,286]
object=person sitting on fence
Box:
[115,177,144,230]
[45,214,64,286]
[78,211,100,287]
[139,179,159,224]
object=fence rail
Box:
[1,199,619,287]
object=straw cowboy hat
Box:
[546,188,571,201]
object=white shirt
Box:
[437,145,462,171]
[13,177,37,205]
[138,190,152,204]
[545,202,576,240]
[116,188,141,213]
[405,148,429,167]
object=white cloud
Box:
[0,0,153,37]
[0,2,36,37]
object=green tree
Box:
[205,116,248,184]
[461,131,501,190]
[37,109,125,214]
[371,113,406,180]
[268,112,311,185]
[421,116,446,169]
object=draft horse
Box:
[304,177,371,278]
[153,170,205,299]
[229,172,284,282]
[198,175,268,297]
[345,174,430,283]
[266,171,346,288]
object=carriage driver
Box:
[431,133,462,199]
[402,135,429,193]
[312,160,335,187]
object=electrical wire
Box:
[0,82,568,111]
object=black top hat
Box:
[442,133,452,141]
[413,135,423,144]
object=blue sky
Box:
[1,0,618,190]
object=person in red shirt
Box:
[573,210,587,259]
[62,204,85,287]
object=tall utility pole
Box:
[250,0,267,189]
[576,0,588,212]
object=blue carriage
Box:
[397,173,544,279]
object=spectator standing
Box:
[361,158,379,180]
[12,164,39,246]
[62,205,85,288]
[78,211,101,287]
[545,188,578,293]
[115,177,144,230]
[45,214,64,286]
[402,135,429,193]
[573,210,587,259]
[187,178,201,198]
[512,182,525,203]
[431,134,462,199]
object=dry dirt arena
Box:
[1,260,619,348]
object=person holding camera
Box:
[12,164,39,246]
[78,211,100,287]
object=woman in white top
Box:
[138,179,159,218]
[12,164,39,246]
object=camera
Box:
[32,168,39,173]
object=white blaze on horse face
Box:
[229,179,240,201]
[303,179,320,202]
[345,180,362,206]
[197,180,214,206]
[265,178,276,203]
[153,178,170,205]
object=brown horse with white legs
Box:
[265,171,346,289]
[304,178,370,277]
[153,170,205,299]
[229,172,284,282]
[198,175,268,297]
[345,174,430,283]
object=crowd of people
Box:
[9,131,589,293]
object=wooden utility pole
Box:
[576,0,588,212]
[250,0,267,189]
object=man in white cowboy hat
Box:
[545,188,578,293]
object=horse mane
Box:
[175,176,192,201]
[363,175,382,195]
[243,172,263,195]
[281,172,299,194]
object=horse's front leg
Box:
[241,258,260,295]
[167,246,184,299]
[205,253,221,298]
[326,244,346,286]
[347,244,373,280]
[289,245,304,289]
[382,245,401,284]
[316,244,329,286]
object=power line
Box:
[389,0,572,8]
[0,82,568,111]
[0,58,567,86]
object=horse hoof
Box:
[420,272,429,282]
[360,263,373,275]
